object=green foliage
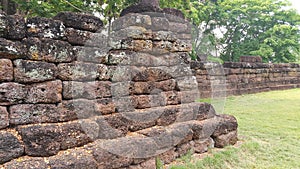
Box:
[13,0,300,63]
[98,0,138,24]
[207,56,224,64]
[178,149,193,163]
[251,24,300,63]
[155,157,164,169]
[13,0,102,17]
[201,0,300,63]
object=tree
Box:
[10,0,300,63]
[251,24,300,62]
[198,0,300,63]
[12,0,103,17]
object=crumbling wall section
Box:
[0,10,237,169]
[193,60,300,98]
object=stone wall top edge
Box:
[191,61,300,70]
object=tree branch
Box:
[61,0,84,12]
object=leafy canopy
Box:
[13,0,300,63]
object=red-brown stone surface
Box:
[0,59,13,82]
[0,106,8,129]
[26,80,62,103]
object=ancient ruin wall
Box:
[0,11,238,168]
[193,60,300,98]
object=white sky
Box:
[289,0,300,13]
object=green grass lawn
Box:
[168,89,300,169]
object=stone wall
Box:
[0,10,237,168]
[193,60,300,98]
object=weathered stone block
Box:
[14,59,57,83]
[155,79,177,92]
[0,59,13,81]
[164,91,180,105]
[17,124,60,156]
[0,38,26,59]
[157,106,178,126]
[154,53,183,67]
[108,39,128,50]
[240,56,262,63]
[26,17,65,39]
[176,76,198,91]
[98,64,111,81]
[76,46,108,63]
[23,37,75,63]
[105,113,156,134]
[112,96,136,112]
[194,138,214,153]
[212,114,238,136]
[111,66,141,82]
[0,82,27,105]
[84,140,133,168]
[147,67,174,82]
[177,102,215,134]
[132,82,153,94]
[111,39,153,51]
[172,40,192,52]
[100,114,129,135]
[95,98,116,115]
[17,121,94,157]
[112,13,152,31]
[152,40,173,54]
[0,11,7,37]
[137,125,166,137]
[5,15,26,40]
[196,102,216,120]
[26,80,62,103]
[112,26,152,40]
[91,116,123,139]
[0,106,8,129]
[213,130,238,148]
[48,149,98,169]
[54,12,103,32]
[152,31,177,41]
[133,40,153,52]
[158,148,177,164]
[132,95,151,109]
[83,32,109,49]
[119,52,156,66]
[63,81,111,99]
[58,99,97,120]
[0,131,24,164]
[175,102,215,123]
[129,158,156,169]
[57,62,103,81]
[165,65,194,78]
[2,157,48,169]
[169,22,191,33]
[9,104,58,125]
[176,141,194,157]
[65,28,92,45]
[111,81,133,97]
[151,17,169,31]
[223,62,243,68]
[107,50,131,65]
[192,119,220,140]
[149,93,167,107]
[120,0,161,17]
